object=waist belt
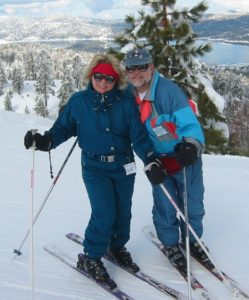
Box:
[100,155,115,163]
[83,151,132,163]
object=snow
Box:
[204,13,249,21]
[0,80,61,121]
[0,109,249,300]
[195,72,229,139]
[120,43,136,54]
[197,74,225,114]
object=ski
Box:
[143,226,216,300]
[179,242,249,299]
[44,245,134,300]
[66,232,188,300]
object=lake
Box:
[32,38,249,66]
[196,40,249,65]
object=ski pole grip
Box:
[31,129,38,149]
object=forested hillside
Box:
[193,13,249,43]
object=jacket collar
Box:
[128,70,160,102]
[86,81,121,111]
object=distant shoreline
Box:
[0,37,249,47]
[0,37,114,45]
[197,37,249,46]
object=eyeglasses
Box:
[93,73,116,84]
[125,64,149,73]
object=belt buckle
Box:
[100,155,115,162]
[100,155,106,162]
[107,155,115,162]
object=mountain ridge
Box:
[1,13,249,44]
[0,15,125,42]
[192,13,249,42]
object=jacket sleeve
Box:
[158,80,205,148]
[173,106,205,145]
[46,96,77,149]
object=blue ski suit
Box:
[47,83,155,258]
[128,70,205,246]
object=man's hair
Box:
[84,54,127,89]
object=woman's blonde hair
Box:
[84,53,127,89]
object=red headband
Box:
[91,63,119,80]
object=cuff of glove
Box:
[38,134,52,152]
[144,151,161,165]
[144,158,161,172]
[144,158,167,185]
[184,137,204,157]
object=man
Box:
[122,48,209,275]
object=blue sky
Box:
[0,0,248,19]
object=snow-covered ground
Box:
[0,109,249,300]
[0,80,61,121]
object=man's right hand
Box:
[24,131,51,151]
[144,158,166,185]
[174,141,197,167]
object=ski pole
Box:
[30,129,37,300]
[13,138,78,257]
[159,182,229,284]
[182,167,191,300]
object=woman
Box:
[24,54,160,289]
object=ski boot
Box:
[77,253,117,290]
[189,241,215,269]
[106,247,140,273]
[163,245,187,278]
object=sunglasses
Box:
[93,73,116,84]
[125,64,149,73]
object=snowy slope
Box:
[0,80,62,121]
[0,110,249,300]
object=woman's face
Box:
[92,73,116,94]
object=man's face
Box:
[126,63,154,91]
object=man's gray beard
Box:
[131,77,151,89]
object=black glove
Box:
[174,141,197,167]
[24,131,51,151]
[144,158,166,185]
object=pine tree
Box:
[0,62,7,91]
[211,67,249,154]
[24,105,30,114]
[34,94,48,118]
[24,51,37,80]
[35,50,55,107]
[72,54,84,90]
[4,90,13,111]
[58,66,75,108]
[11,66,24,94]
[111,0,228,153]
